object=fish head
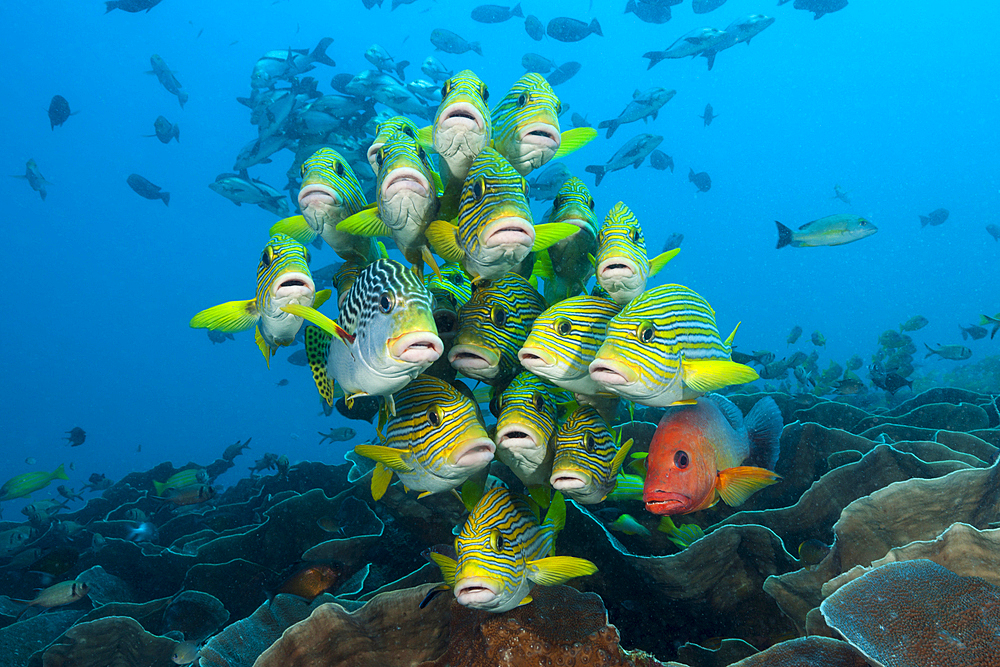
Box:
[550,177,599,237]
[367,115,420,173]
[458,148,535,280]
[433,70,492,177]
[518,297,618,387]
[450,272,545,384]
[491,73,562,175]
[298,148,367,235]
[453,488,531,611]
[643,403,718,515]
[550,406,618,503]
[595,202,651,305]
[375,135,439,232]
[847,217,878,242]
[495,372,564,469]
[342,259,443,382]
[424,263,473,342]
[256,234,317,346]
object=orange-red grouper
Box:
[643,394,782,515]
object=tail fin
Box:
[744,397,782,470]
[597,118,619,139]
[924,343,936,359]
[775,221,793,249]
[311,37,336,67]
[511,3,523,18]
[104,1,118,12]
[642,51,666,70]
[161,191,171,206]
[174,125,180,143]
[54,463,69,481]
[584,164,605,187]
[919,215,929,228]
[960,326,968,341]
[154,480,166,496]
[470,42,483,56]
[395,60,409,80]
[590,19,603,37]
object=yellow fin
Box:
[609,438,633,478]
[716,466,781,507]
[431,169,444,196]
[371,462,393,501]
[553,127,597,159]
[647,248,680,276]
[681,359,760,394]
[313,289,332,309]
[425,219,464,263]
[282,304,353,343]
[531,248,554,281]
[190,300,260,332]
[460,478,484,512]
[542,492,566,533]
[527,485,551,509]
[518,595,533,606]
[254,328,273,367]
[269,215,317,244]
[587,253,596,268]
[153,480,166,496]
[428,552,457,586]
[416,125,434,148]
[421,246,443,279]
[338,208,392,238]
[354,444,413,472]
[417,491,433,499]
[532,222,578,252]
[724,321,741,348]
[670,399,699,406]
[527,556,598,586]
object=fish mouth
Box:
[495,425,542,453]
[517,346,555,370]
[273,272,316,300]
[388,331,444,364]
[597,257,638,281]
[518,122,560,151]
[439,102,485,133]
[482,218,535,249]
[550,469,589,491]
[643,491,689,515]
[454,577,499,607]
[589,358,636,386]
[381,167,430,199]
[298,183,340,210]
[447,437,496,467]
[448,344,500,375]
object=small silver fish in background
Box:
[546,16,602,43]
[471,3,524,23]
[14,159,51,201]
[48,95,77,129]
[699,103,717,126]
[430,28,483,56]
[15,580,90,609]
[924,343,972,361]
[832,184,851,204]
[775,215,877,248]
[148,54,188,108]
[318,427,357,443]
[171,640,201,665]
[127,174,170,206]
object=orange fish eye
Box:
[674,450,690,469]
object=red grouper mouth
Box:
[389,332,444,364]
[643,490,689,514]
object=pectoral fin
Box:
[608,438,633,478]
[254,328,275,367]
[530,248,554,281]
[527,556,598,586]
[269,215,318,244]
[371,462,393,501]
[281,304,355,344]
[532,222,578,252]
[190,299,260,332]
[428,552,457,586]
[648,248,680,276]
[681,359,759,394]
[716,466,781,507]
[338,208,392,238]
[425,219,464,263]
[313,289,332,308]
[553,127,597,159]
[354,444,413,472]
[416,125,434,149]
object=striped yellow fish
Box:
[490,73,596,176]
[0,465,69,502]
[353,375,495,501]
[283,258,442,414]
[518,295,621,397]
[595,201,679,305]
[190,233,331,366]
[429,489,596,612]
[425,148,577,281]
[589,284,759,406]
[531,177,600,304]
[425,70,492,187]
[270,148,381,264]
[367,115,420,174]
[422,263,474,383]
[449,272,546,387]
[338,132,443,275]
[550,405,632,504]
[494,371,571,489]
[153,468,208,497]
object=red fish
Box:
[643,394,782,515]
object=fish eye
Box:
[378,292,395,313]
[532,392,545,411]
[490,305,507,327]
[859,219,868,226]
[448,271,465,286]
[426,405,442,427]
[585,433,596,451]
[442,81,452,97]
[490,528,504,551]
[335,161,346,177]
[403,126,415,138]
[522,179,530,197]
[305,251,312,264]
[588,198,595,211]
[417,146,428,164]
[630,228,641,243]
[556,102,562,114]
[300,162,307,176]
[260,248,273,269]
[376,148,385,169]
[674,450,690,469]
[556,318,572,336]
[472,177,486,202]
[552,196,562,210]
[517,93,527,107]
[490,394,502,418]
[480,84,489,103]
[638,321,654,343]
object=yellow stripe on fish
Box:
[190,233,330,366]
[595,201,679,305]
[589,284,758,407]
[495,371,571,488]
[449,272,547,387]
[353,375,494,501]
[491,73,562,176]
[518,295,621,397]
[550,405,632,504]
[368,115,421,174]
[430,488,596,612]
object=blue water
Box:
[2,0,997,512]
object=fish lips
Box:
[438,101,486,134]
[454,577,500,608]
[510,122,561,172]
[482,217,535,250]
[588,357,637,388]
[381,167,431,202]
[448,344,501,378]
[495,424,544,454]
[388,331,444,365]
[596,256,639,284]
[549,468,590,491]
[447,437,496,468]
[298,183,342,226]
[642,490,690,515]
[516,345,555,371]
[272,272,316,301]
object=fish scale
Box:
[301,148,368,213]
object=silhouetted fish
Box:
[688,168,711,192]
[47,95,76,129]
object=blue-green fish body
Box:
[427,70,492,186]
[283,259,443,413]
[495,371,570,488]
[354,375,495,501]
[775,215,877,249]
[449,272,546,386]
[190,234,330,365]
[367,115,421,174]
[595,201,679,305]
[550,405,632,504]
[271,148,381,264]
[532,177,600,303]
[589,284,759,406]
[519,296,621,397]
[430,489,596,612]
